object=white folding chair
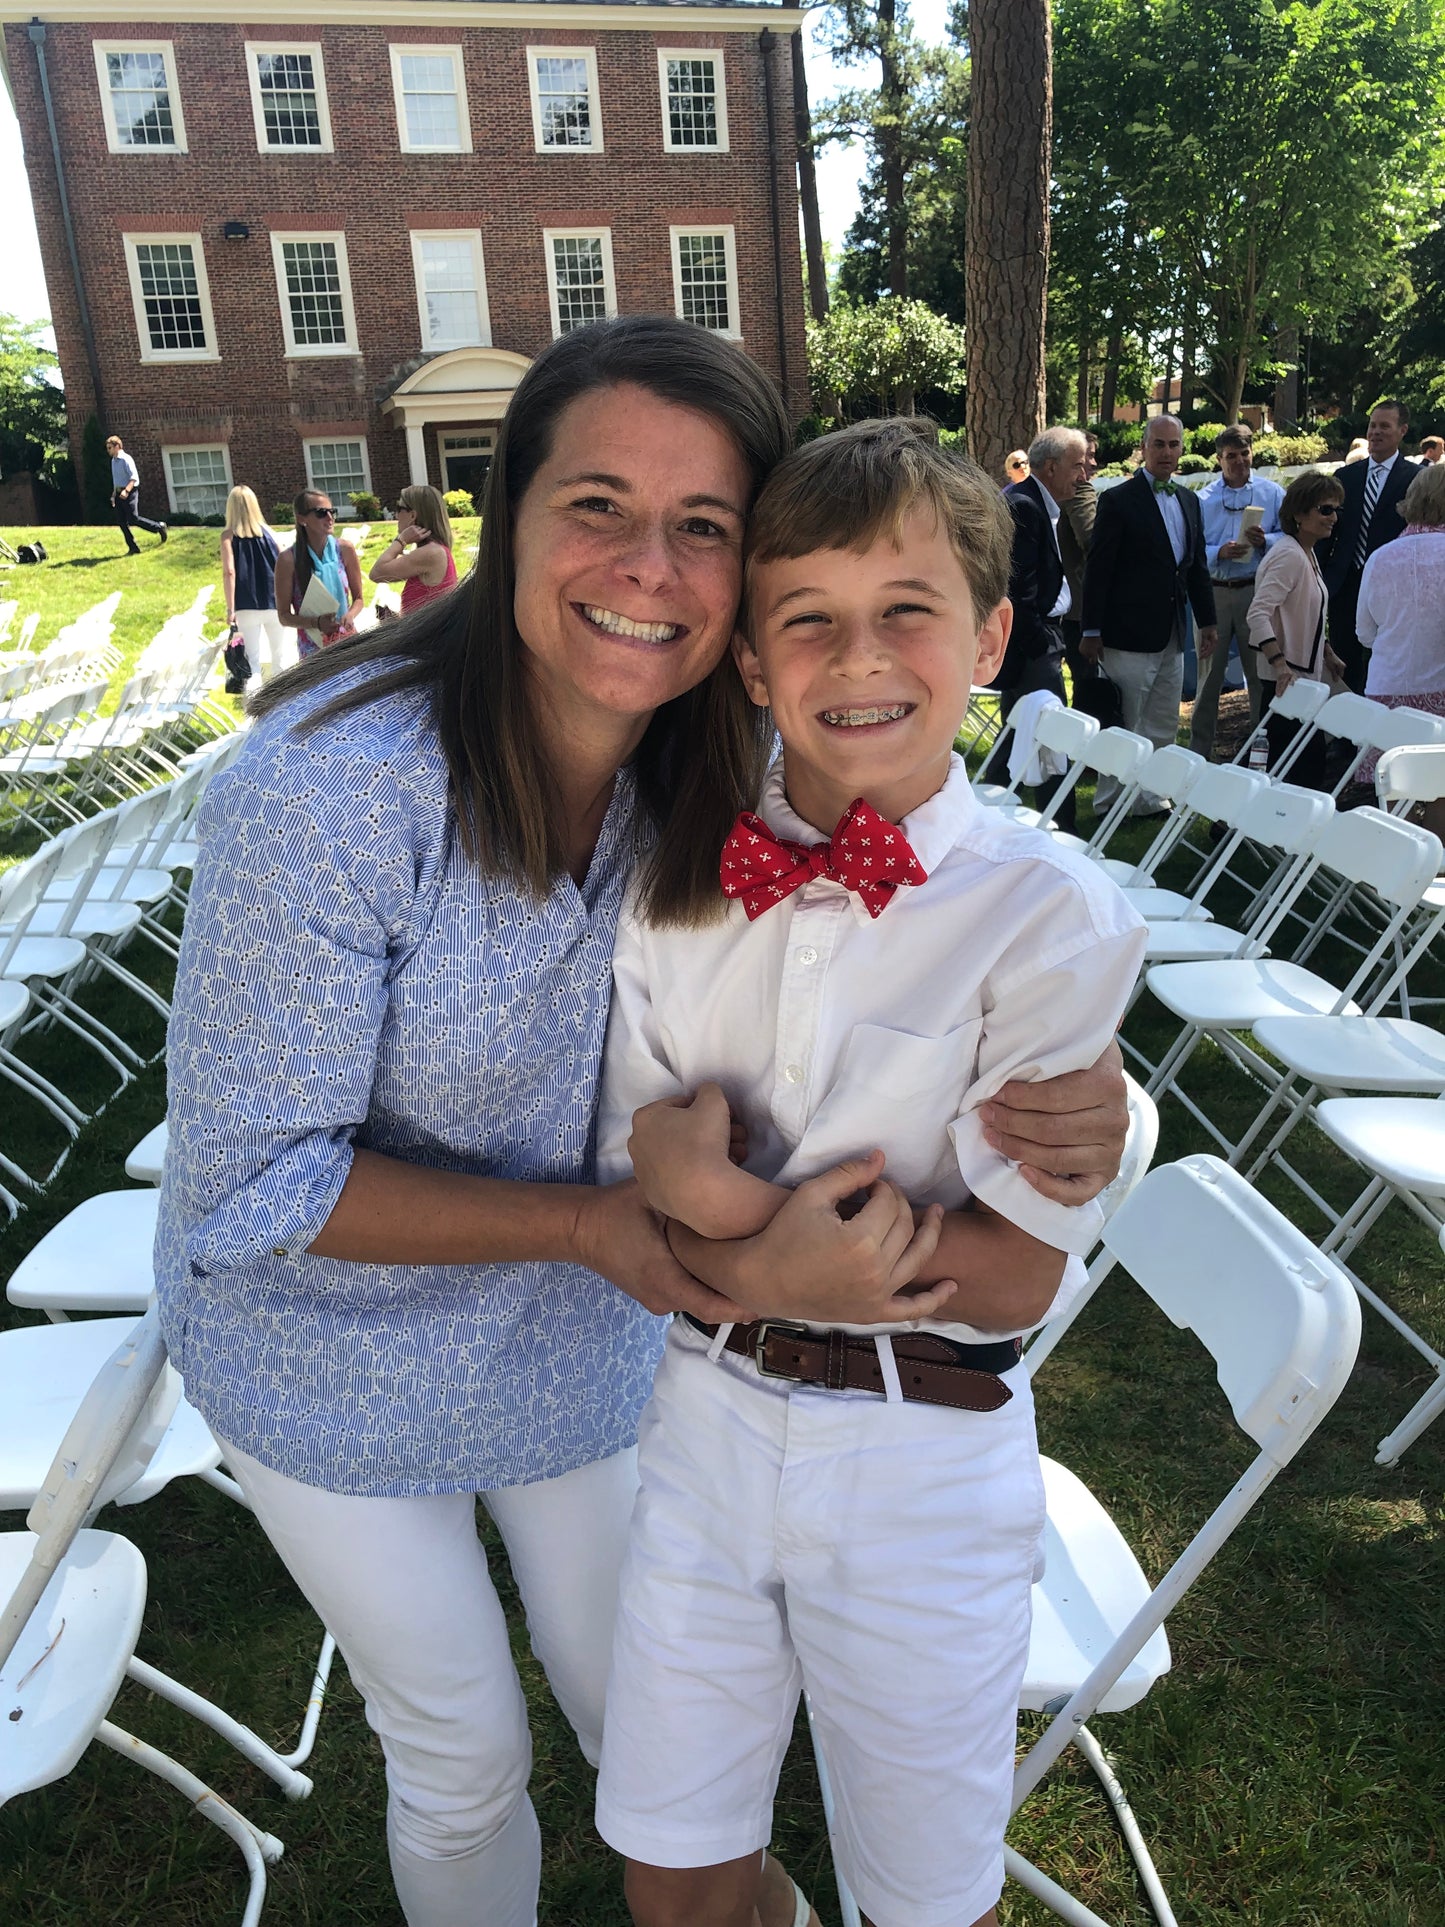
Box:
[126,1118,169,1184]
[1043,726,1154,856]
[6,1188,161,1322]
[1231,676,1330,772]
[1084,745,1209,888]
[0,1311,289,1927]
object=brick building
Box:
[1,0,808,518]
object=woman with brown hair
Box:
[369,482,459,613]
[153,318,1125,1927]
[273,486,365,656]
[1248,467,1348,785]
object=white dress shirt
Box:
[1150,478,1187,564]
[599,756,1147,1344]
[1042,489,1071,618]
[1358,530,1445,696]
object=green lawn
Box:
[0,626,1442,1925]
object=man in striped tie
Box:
[1319,400,1416,691]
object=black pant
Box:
[1326,576,1369,694]
[1265,706,1331,791]
[116,490,165,551]
[983,637,1077,834]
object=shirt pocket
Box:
[803,1019,983,1197]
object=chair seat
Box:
[1123,887,1211,921]
[45,868,174,908]
[1314,1098,1445,1194]
[125,1119,168,1184]
[5,901,142,942]
[1045,830,1092,855]
[0,1528,147,1799]
[1143,922,1249,962]
[1251,1016,1445,1093]
[1022,1456,1172,1715]
[1146,959,1361,1028]
[6,1189,161,1314]
[0,1317,220,1509]
[1091,855,1147,885]
[0,978,29,1028]
[0,936,88,983]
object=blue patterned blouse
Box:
[153,664,664,1496]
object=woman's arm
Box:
[272,546,305,630]
[340,541,365,625]
[370,527,449,585]
[220,533,236,624]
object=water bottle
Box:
[1248,730,1269,773]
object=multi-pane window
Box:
[96,45,186,151]
[658,52,727,152]
[271,233,357,356]
[305,440,369,509]
[123,235,217,361]
[545,231,615,336]
[528,48,603,152]
[246,44,333,152]
[671,228,740,337]
[391,47,470,153]
[411,233,490,349]
[163,446,231,518]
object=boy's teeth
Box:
[822,704,910,726]
[583,605,682,643]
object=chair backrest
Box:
[1083,727,1154,785]
[1101,1156,1360,1462]
[1368,706,1445,755]
[1267,677,1331,728]
[1374,743,1445,809]
[1235,781,1334,858]
[50,809,122,882]
[1313,804,1442,904]
[1030,705,1101,761]
[1184,761,1269,827]
[1314,691,1390,749]
[0,841,68,967]
[1097,1074,1160,1224]
[1141,744,1205,803]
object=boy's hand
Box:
[669,1151,959,1325]
[979,1039,1128,1204]
[631,1085,781,1239]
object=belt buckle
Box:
[752,1320,810,1380]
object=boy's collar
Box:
[758,753,980,890]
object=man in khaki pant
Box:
[1191,424,1284,758]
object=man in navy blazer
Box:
[1081,415,1217,813]
[984,426,1089,830]
[1318,400,1415,692]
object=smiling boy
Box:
[593,419,1146,1927]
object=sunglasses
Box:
[1314,504,1340,517]
[307,507,336,519]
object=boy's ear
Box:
[972,599,1013,686]
[731,628,772,709]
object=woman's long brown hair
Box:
[251,317,789,925]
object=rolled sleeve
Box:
[164,712,436,1277]
[597,904,688,1185]
[948,921,1147,1254]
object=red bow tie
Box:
[720,796,927,920]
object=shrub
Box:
[1251,433,1328,468]
[1188,422,1228,455]
[1095,461,1133,477]
[271,502,296,526]
[1321,416,1365,450]
[201,512,226,527]
[443,487,477,520]
[1088,421,1143,465]
[349,491,381,519]
[168,509,202,527]
[937,426,966,450]
[1177,452,1213,474]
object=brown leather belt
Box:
[682,1315,1019,1413]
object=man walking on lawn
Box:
[107,434,166,554]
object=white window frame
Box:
[543,228,616,338]
[122,233,219,364]
[245,41,334,155]
[161,443,233,518]
[670,226,742,340]
[656,49,728,154]
[303,437,372,515]
[270,231,359,359]
[94,41,188,154]
[409,230,491,351]
[389,44,472,155]
[526,46,604,154]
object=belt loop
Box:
[825,1328,848,1391]
[873,1334,903,1404]
[707,1321,733,1363]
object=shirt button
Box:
[784,1063,804,1085]
[272,1247,288,1258]
[796,945,819,966]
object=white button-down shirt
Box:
[1150,478,1187,564]
[599,757,1147,1343]
[1042,488,1072,618]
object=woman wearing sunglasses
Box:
[1247,468,1348,785]
[274,489,365,657]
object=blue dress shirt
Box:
[1199,473,1285,582]
[154,664,664,1495]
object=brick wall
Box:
[7,14,808,515]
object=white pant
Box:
[1095,636,1185,813]
[233,606,296,681]
[222,1439,639,1927]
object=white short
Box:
[595,1320,1046,1927]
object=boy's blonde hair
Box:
[744,418,1013,628]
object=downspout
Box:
[29,19,105,421]
[757,29,790,398]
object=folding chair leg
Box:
[1376,1369,1445,1466]
[125,1655,316,1801]
[1073,1723,1180,1927]
[807,1698,864,1927]
[94,1719,283,1927]
[1003,1847,1115,1927]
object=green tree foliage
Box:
[806,296,967,419]
[0,313,66,480]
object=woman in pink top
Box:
[1248,468,1348,788]
[370,483,459,614]
[1355,463,1445,825]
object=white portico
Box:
[381,346,532,491]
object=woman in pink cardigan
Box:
[1248,469,1348,787]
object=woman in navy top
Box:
[220,485,289,680]
[156,318,1126,1927]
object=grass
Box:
[1,616,1443,1925]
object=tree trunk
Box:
[1076,337,1090,423]
[1273,323,1299,430]
[879,0,908,299]
[1179,303,1195,424]
[965,0,1051,479]
[791,32,829,324]
[1099,330,1122,423]
[1159,327,1176,421]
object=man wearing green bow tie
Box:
[1080,414,1218,814]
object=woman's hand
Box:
[667,1152,958,1325]
[1275,661,1301,692]
[573,1178,751,1324]
[977,1038,1129,1204]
